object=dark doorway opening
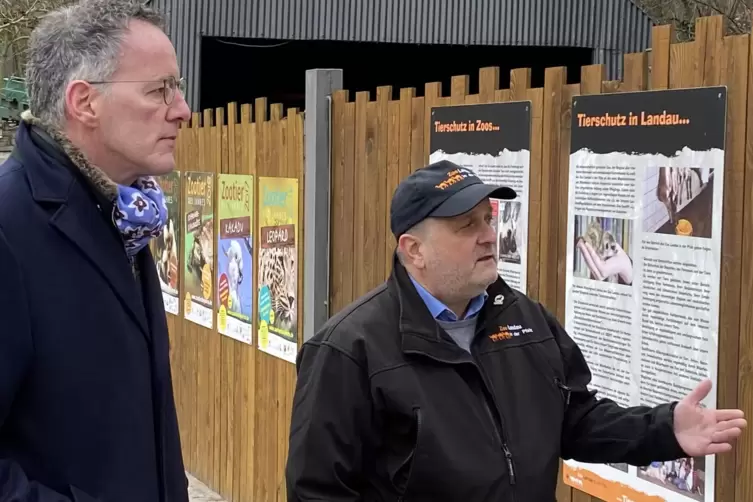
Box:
[199,37,592,115]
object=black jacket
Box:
[286,257,687,501]
[0,121,188,502]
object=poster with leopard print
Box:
[183,171,215,329]
[257,176,299,364]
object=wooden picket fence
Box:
[169,100,304,502]
[168,13,752,502]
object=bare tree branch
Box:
[0,0,72,74]
[636,0,752,41]
[688,0,747,32]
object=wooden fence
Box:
[170,100,304,502]
[168,14,752,502]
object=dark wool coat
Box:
[0,116,188,502]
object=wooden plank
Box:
[601,80,621,93]
[510,68,531,102]
[364,99,380,291]
[702,16,725,87]
[329,90,352,314]
[353,91,369,299]
[375,86,391,283]
[385,99,400,275]
[211,107,222,493]
[411,96,425,172]
[558,81,581,500]
[622,52,648,91]
[423,81,442,163]
[225,100,241,502]
[526,86,543,303]
[494,88,512,102]
[651,24,674,90]
[220,107,235,499]
[570,62,606,502]
[342,101,357,307]
[540,65,570,502]
[274,110,289,502]
[189,111,201,475]
[738,17,753,502]
[197,108,212,486]
[236,102,256,502]
[450,74,469,105]
[398,87,414,181]
[539,67,566,315]
[253,98,276,502]
[717,33,749,502]
[670,40,698,89]
[479,66,500,103]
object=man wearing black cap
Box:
[285,160,746,501]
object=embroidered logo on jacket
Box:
[489,324,533,342]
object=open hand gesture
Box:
[674,379,747,456]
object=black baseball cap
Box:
[390,159,517,237]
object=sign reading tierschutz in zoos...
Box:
[216,174,254,345]
[563,86,727,502]
[257,177,299,364]
[429,101,532,294]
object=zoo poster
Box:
[428,101,532,294]
[152,170,181,315]
[257,176,299,364]
[562,87,727,502]
[216,174,254,345]
[183,171,215,329]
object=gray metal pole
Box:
[303,69,343,344]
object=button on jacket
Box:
[286,257,687,501]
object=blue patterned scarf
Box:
[113,176,168,257]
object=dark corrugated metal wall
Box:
[152,0,653,111]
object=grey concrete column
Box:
[303,69,343,344]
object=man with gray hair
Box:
[0,0,191,501]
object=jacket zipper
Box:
[554,377,572,406]
[403,295,520,494]
[474,360,517,487]
[471,300,518,489]
[397,408,422,502]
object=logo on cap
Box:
[435,167,476,190]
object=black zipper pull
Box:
[502,442,516,485]
[555,378,571,406]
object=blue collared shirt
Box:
[409,276,488,322]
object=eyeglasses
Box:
[87,76,186,105]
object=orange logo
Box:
[489,324,533,342]
[435,167,476,190]
[489,326,513,342]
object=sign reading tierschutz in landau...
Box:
[257,176,299,364]
[563,86,727,502]
[429,101,532,294]
[151,170,181,315]
[183,171,215,329]
[216,174,254,345]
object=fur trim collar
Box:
[20,110,119,201]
